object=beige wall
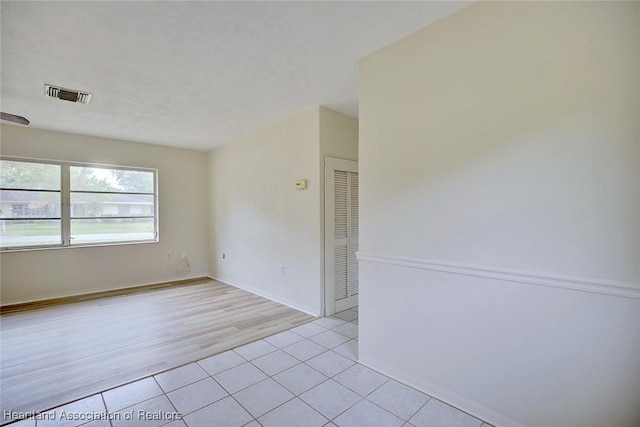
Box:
[319,107,358,162]
[208,107,358,316]
[358,2,640,427]
[208,108,323,315]
[0,107,358,313]
[319,107,359,313]
[0,125,209,304]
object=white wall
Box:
[319,107,358,162]
[208,107,358,316]
[208,108,323,315]
[319,107,359,314]
[0,125,209,305]
[359,2,640,427]
[0,106,358,311]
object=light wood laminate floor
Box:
[0,279,313,424]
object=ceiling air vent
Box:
[45,84,92,104]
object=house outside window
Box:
[0,158,158,250]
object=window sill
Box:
[1,239,159,253]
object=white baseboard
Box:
[359,354,529,427]
[358,252,640,300]
[209,275,321,317]
[1,272,209,306]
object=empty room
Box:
[1,2,638,427]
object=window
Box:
[0,158,158,250]
[0,160,62,248]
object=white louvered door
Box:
[325,157,358,315]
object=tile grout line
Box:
[98,393,113,427]
[13,308,493,427]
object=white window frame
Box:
[0,156,159,251]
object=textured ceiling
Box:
[1,1,468,151]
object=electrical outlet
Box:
[280,265,285,276]
[181,252,187,260]
[167,253,171,259]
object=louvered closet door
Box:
[325,157,358,315]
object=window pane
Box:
[0,220,62,248]
[0,190,61,218]
[70,166,154,193]
[70,218,155,245]
[1,160,157,251]
[0,160,60,190]
[70,193,154,217]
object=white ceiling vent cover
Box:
[45,84,92,104]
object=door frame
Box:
[324,157,358,316]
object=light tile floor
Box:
[12,308,495,427]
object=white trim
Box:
[210,276,321,317]
[1,274,322,314]
[0,272,208,306]
[357,252,640,299]
[358,354,529,427]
